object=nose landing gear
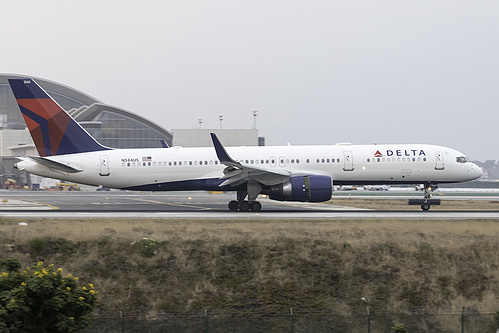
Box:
[421,183,435,211]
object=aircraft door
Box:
[435,151,445,170]
[343,151,354,171]
[99,155,110,176]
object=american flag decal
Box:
[142,156,152,162]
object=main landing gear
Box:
[228,183,262,212]
[228,200,262,212]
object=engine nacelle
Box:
[269,175,332,202]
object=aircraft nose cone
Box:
[472,164,483,179]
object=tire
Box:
[239,201,250,212]
[228,200,239,211]
[421,203,431,211]
[250,201,262,212]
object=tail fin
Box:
[8,79,109,156]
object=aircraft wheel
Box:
[250,201,262,212]
[228,200,239,211]
[421,203,431,211]
[239,201,250,212]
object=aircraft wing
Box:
[210,133,290,187]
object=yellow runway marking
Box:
[25,200,60,210]
[123,197,212,210]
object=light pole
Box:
[252,109,258,129]
[219,114,223,129]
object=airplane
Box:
[8,78,483,211]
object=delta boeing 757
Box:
[9,79,482,211]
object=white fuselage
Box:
[15,143,482,193]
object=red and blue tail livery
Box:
[8,79,108,157]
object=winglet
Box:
[160,140,169,148]
[210,133,239,167]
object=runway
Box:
[0,189,498,219]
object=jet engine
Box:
[268,175,332,202]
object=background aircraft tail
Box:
[8,79,109,156]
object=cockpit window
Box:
[456,156,471,163]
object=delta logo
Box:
[374,149,427,157]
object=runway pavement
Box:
[0,189,498,219]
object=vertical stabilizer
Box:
[8,78,109,156]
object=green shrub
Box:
[392,324,408,332]
[0,259,97,332]
[28,237,48,256]
[131,238,158,257]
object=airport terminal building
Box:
[0,73,173,188]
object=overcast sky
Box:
[2,1,498,161]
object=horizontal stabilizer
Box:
[29,156,83,173]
